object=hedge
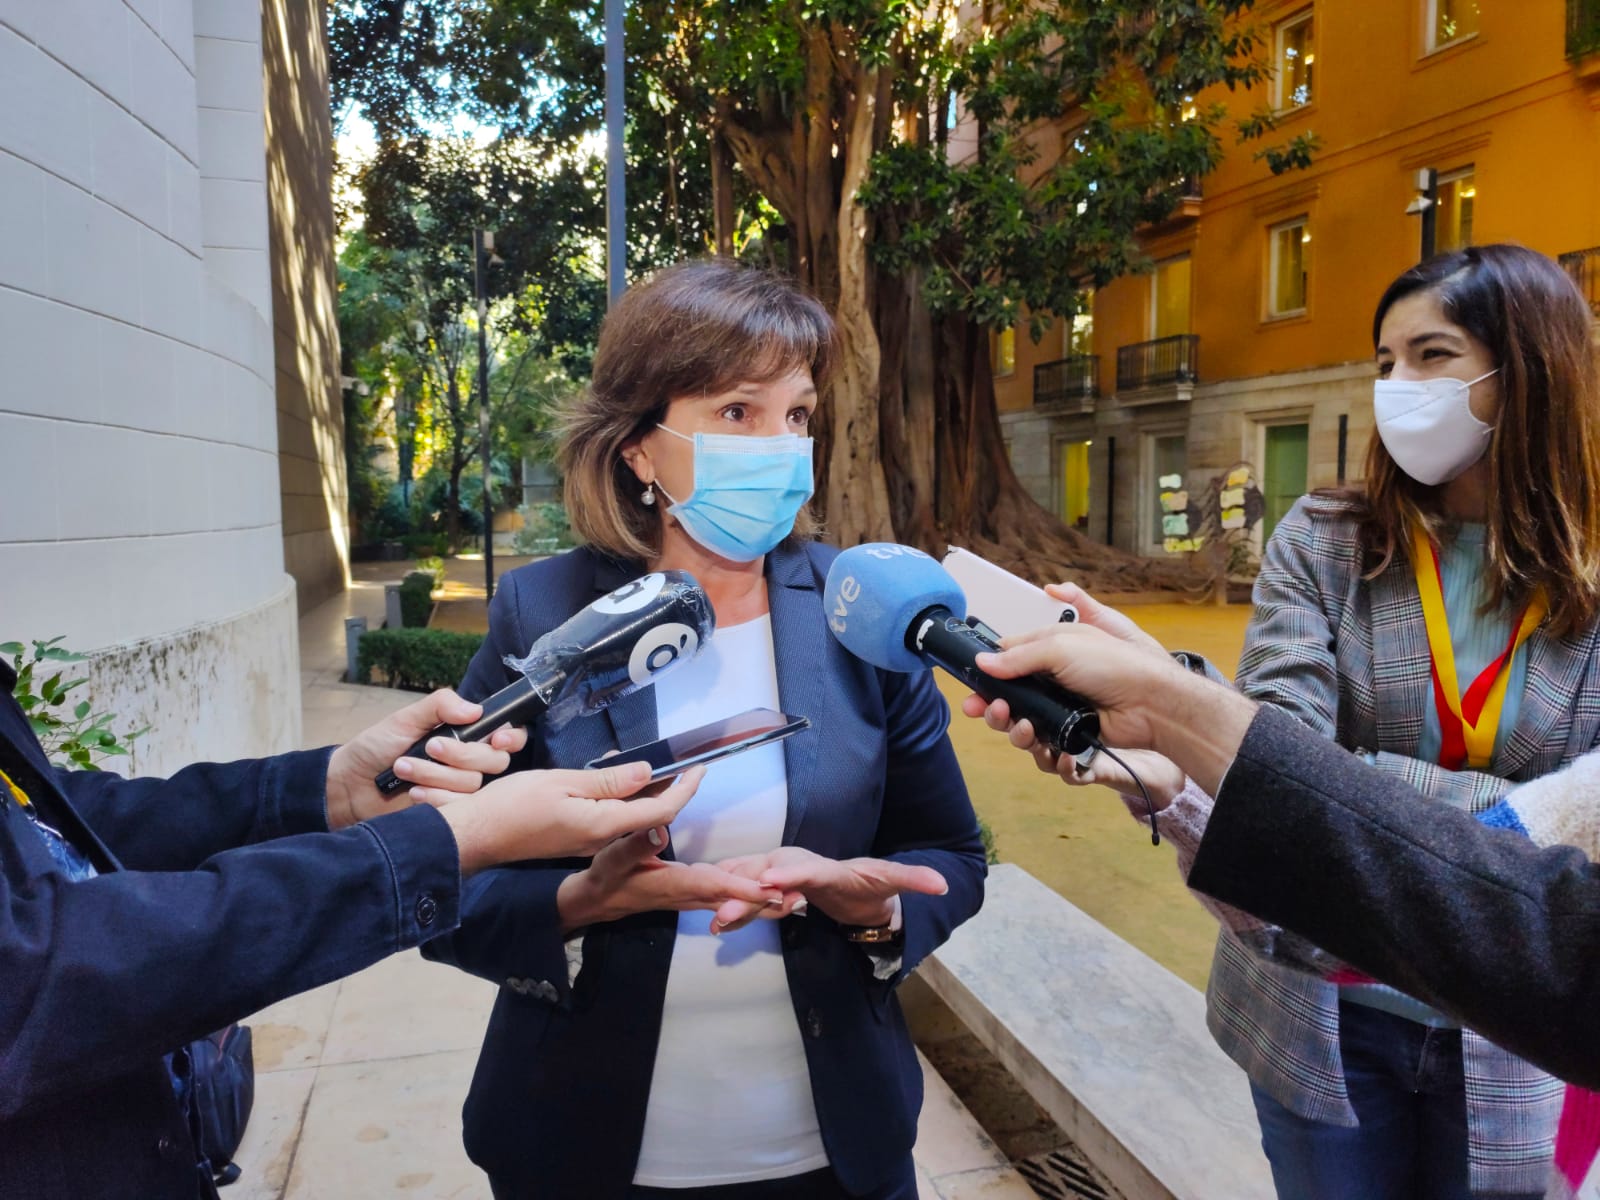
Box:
[398,571,436,628]
[358,628,485,693]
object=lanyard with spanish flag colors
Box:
[1411,523,1546,771]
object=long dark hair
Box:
[1338,244,1600,638]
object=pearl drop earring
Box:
[641,483,656,507]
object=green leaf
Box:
[0,642,23,656]
[74,700,91,719]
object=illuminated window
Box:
[1276,11,1315,109]
[1151,255,1192,339]
[993,326,1016,377]
[1427,0,1479,50]
[1268,216,1311,317]
[1436,167,1475,252]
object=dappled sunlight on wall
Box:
[264,0,348,614]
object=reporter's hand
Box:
[442,762,705,875]
[555,820,781,934]
[962,620,1181,752]
[326,689,530,829]
[708,847,947,934]
[966,692,1186,810]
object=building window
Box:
[1268,216,1311,317]
[993,326,1016,377]
[1276,11,1315,109]
[1149,434,1187,545]
[1059,439,1092,530]
[1063,289,1094,357]
[1436,167,1475,252]
[1427,0,1479,51]
[1150,254,1192,339]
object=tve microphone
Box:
[823,544,1101,756]
[374,570,715,794]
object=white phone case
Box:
[941,546,1077,636]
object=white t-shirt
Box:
[632,614,829,1187]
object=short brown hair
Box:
[561,259,836,563]
[1339,243,1600,638]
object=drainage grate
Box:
[1014,1147,1119,1200]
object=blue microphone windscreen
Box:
[824,544,967,673]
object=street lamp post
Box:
[474,228,495,601]
[605,0,626,307]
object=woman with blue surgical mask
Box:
[423,258,986,1200]
[1089,245,1600,1200]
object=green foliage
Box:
[414,555,447,590]
[859,0,1314,331]
[979,818,999,865]
[357,628,486,693]
[398,571,437,628]
[1,638,148,771]
[512,501,575,556]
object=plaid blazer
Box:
[1213,495,1600,1194]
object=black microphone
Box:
[822,544,1100,756]
[375,570,715,794]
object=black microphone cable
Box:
[1071,738,1160,847]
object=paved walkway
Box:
[233,580,1035,1200]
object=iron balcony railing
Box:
[1569,0,1600,58]
[1033,355,1100,406]
[1116,334,1200,391]
[1559,246,1600,313]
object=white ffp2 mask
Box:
[1373,368,1499,486]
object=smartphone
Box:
[586,707,812,780]
[941,546,1078,636]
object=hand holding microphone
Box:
[375,570,716,794]
[823,544,1102,756]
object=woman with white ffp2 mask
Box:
[1167,245,1600,1200]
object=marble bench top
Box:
[917,863,1274,1200]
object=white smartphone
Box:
[941,546,1078,637]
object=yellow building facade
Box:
[996,0,1600,556]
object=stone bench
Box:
[915,863,1274,1200]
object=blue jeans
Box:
[1250,1002,1540,1200]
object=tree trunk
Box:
[709,129,734,256]
[823,65,895,546]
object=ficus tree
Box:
[330,0,1314,587]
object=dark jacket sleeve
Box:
[869,667,987,984]
[1189,703,1600,1088]
[0,796,462,1117]
[52,747,336,871]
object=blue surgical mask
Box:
[654,425,815,562]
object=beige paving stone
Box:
[913,1051,1010,1178]
[933,1165,1046,1200]
[281,1049,488,1199]
[247,977,342,1072]
[319,950,496,1067]
[916,1160,943,1200]
[233,1065,317,1200]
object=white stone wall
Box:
[0,0,300,773]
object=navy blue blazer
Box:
[0,659,461,1199]
[423,541,987,1197]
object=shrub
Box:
[401,531,448,558]
[398,571,436,628]
[414,555,446,590]
[357,628,485,693]
[979,818,999,865]
[1,637,148,769]
[512,501,575,556]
